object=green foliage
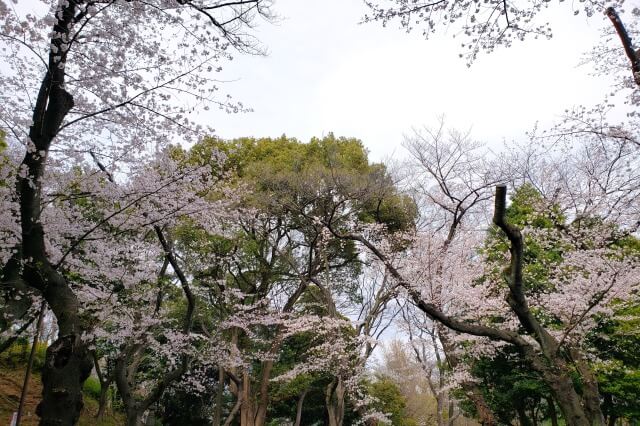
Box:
[471,347,550,424]
[0,129,12,188]
[161,386,217,426]
[476,183,640,423]
[82,376,102,400]
[162,134,418,424]
[589,302,640,421]
[504,184,565,228]
[0,341,47,372]
[188,134,416,234]
[176,133,418,336]
[482,183,566,297]
[368,376,417,425]
[267,299,351,422]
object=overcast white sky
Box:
[203,0,615,162]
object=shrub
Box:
[0,341,47,371]
[83,376,102,400]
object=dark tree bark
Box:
[4,0,99,423]
[493,186,604,426]
[606,7,640,87]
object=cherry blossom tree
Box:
[363,0,625,64]
[174,135,417,426]
[312,118,640,425]
[394,123,500,424]
[146,136,383,426]
[0,0,272,423]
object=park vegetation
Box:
[0,0,639,425]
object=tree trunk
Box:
[436,393,445,426]
[543,371,595,426]
[325,378,345,426]
[115,349,145,426]
[33,274,93,425]
[36,334,93,426]
[546,397,559,426]
[240,370,256,426]
[531,398,540,426]
[96,384,109,420]
[213,367,224,426]
[126,407,143,426]
[252,279,309,426]
[294,389,308,426]
[223,395,242,426]
[447,398,457,426]
[517,344,603,426]
[254,360,274,426]
[570,349,605,425]
[92,351,112,420]
[16,0,95,420]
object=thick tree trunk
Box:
[463,386,496,426]
[36,334,93,426]
[325,378,345,426]
[254,360,274,426]
[33,267,92,426]
[13,0,95,423]
[115,348,146,426]
[571,349,605,425]
[542,369,596,426]
[125,408,143,426]
[514,344,603,426]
